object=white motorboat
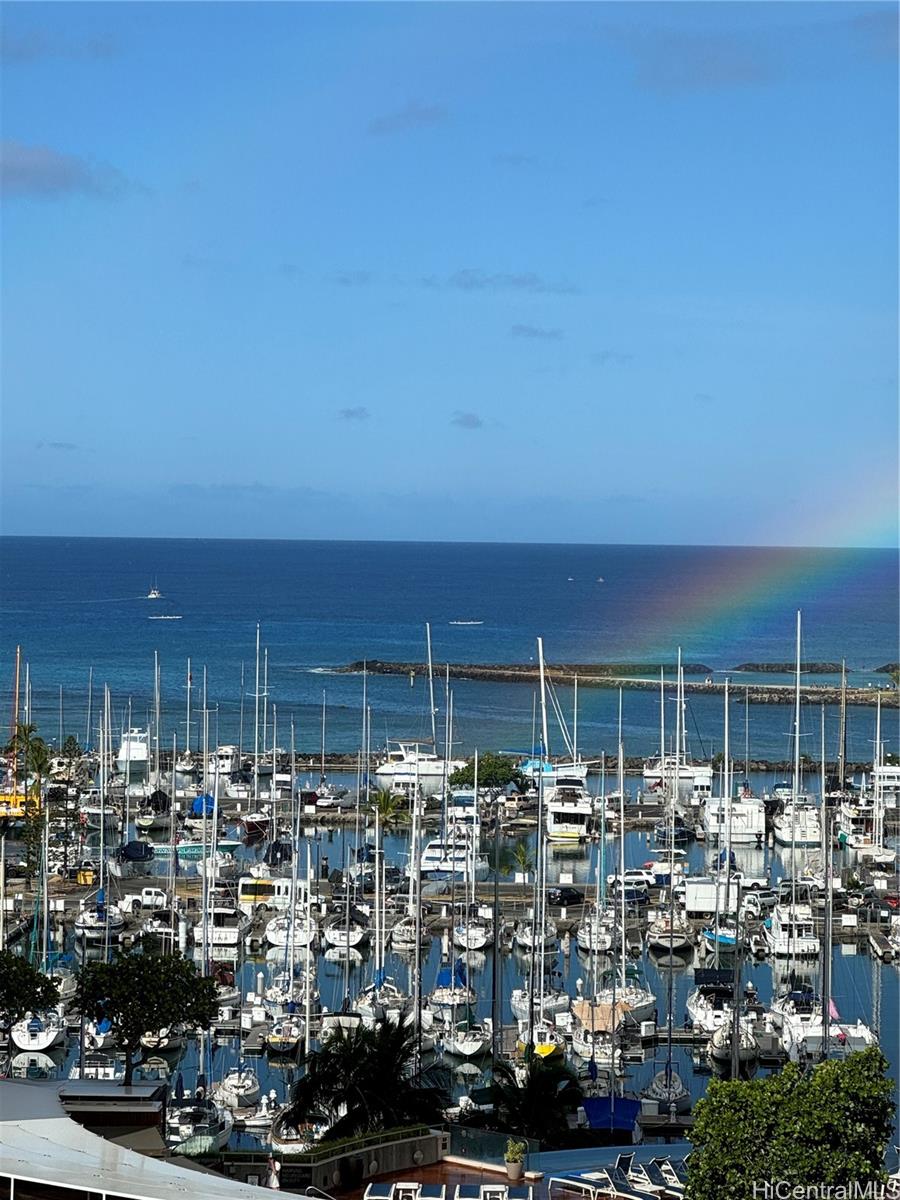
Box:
[207,745,242,779]
[772,798,821,849]
[642,754,713,804]
[702,793,765,844]
[764,897,820,958]
[116,728,150,774]
[207,906,252,947]
[545,778,593,841]
[418,835,489,882]
[375,741,466,798]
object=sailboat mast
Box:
[618,728,626,985]
[85,664,93,752]
[837,659,847,789]
[321,690,327,783]
[185,658,192,759]
[573,675,578,765]
[791,611,802,914]
[536,638,550,1036]
[659,667,665,801]
[253,624,260,805]
[426,622,437,750]
[874,692,883,848]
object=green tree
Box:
[4,723,36,794]
[4,725,49,878]
[23,735,50,878]
[62,735,82,783]
[500,839,534,883]
[286,1021,448,1140]
[449,753,526,791]
[686,1048,895,1200]
[490,1056,583,1144]
[76,951,218,1086]
[0,949,60,1025]
[370,788,410,832]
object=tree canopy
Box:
[686,1048,895,1200]
[0,951,60,1026]
[490,1055,583,1144]
[286,1020,448,1140]
[449,752,526,791]
[76,951,218,1085]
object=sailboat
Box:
[766,613,821,960]
[589,734,656,1023]
[511,641,571,1034]
[642,656,691,1116]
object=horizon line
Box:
[0,532,895,552]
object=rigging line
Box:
[685,695,708,760]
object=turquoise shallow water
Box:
[0,537,897,760]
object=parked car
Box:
[547,886,585,907]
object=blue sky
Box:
[1,2,897,546]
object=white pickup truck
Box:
[124,887,168,913]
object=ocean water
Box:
[0,537,897,761]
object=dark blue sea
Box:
[1,537,897,762]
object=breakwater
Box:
[337,661,898,707]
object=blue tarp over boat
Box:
[582,1096,641,1132]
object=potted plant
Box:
[504,1138,526,1181]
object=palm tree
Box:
[286,1021,448,1140]
[371,788,410,832]
[490,1056,583,1144]
[500,839,534,883]
[4,722,36,792]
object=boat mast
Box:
[837,659,847,790]
[185,658,192,759]
[573,674,578,766]
[536,638,550,1041]
[253,624,260,805]
[320,690,327,785]
[873,692,883,850]
[153,650,161,783]
[426,622,437,750]
[617,716,626,987]
[791,611,802,926]
[85,664,93,752]
[659,666,665,803]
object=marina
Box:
[2,615,898,1173]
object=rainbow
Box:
[602,472,898,665]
